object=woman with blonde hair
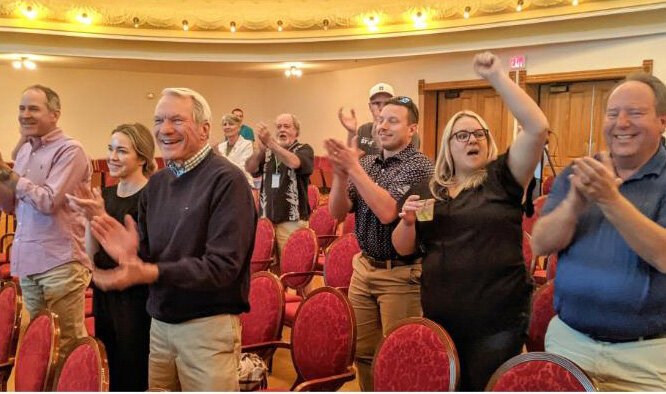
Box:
[217,113,254,187]
[67,122,155,391]
[392,52,550,391]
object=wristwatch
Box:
[0,167,13,182]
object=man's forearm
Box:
[348,165,398,225]
[531,198,581,256]
[328,173,352,220]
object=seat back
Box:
[290,287,355,391]
[522,231,534,275]
[280,228,318,290]
[0,281,22,365]
[52,337,109,391]
[307,184,320,212]
[309,206,338,237]
[522,195,548,235]
[486,352,596,391]
[542,175,556,195]
[342,212,355,235]
[251,218,275,271]
[324,234,360,290]
[373,317,459,391]
[14,310,60,391]
[240,272,285,346]
[526,280,556,352]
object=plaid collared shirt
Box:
[166,144,212,177]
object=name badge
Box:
[271,173,280,188]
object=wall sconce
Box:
[76,12,92,25]
[22,5,38,19]
[463,6,471,19]
[182,20,189,31]
[516,0,524,12]
[230,21,237,32]
[277,20,283,32]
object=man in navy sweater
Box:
[91,88,256,391]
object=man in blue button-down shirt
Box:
[532,73,666,391]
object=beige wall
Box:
[1,32,665,160]
[0,67,270,159]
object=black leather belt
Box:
[361,252,413,270]
[590,333,666,343]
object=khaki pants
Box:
[546,315,666,391]
[274,220,308,273]
[20,262,91,353]
[149,314,242,391]
[348,253,422,391]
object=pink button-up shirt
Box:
[10,128,92,277]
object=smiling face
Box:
[153,94,209,161]
[107,132,145,179]
[275,114,298,148]
[18,89,59,137]
[375,104,415,152]
[449,115,491,177]
[222,120,241,140]
[604,81,666,170]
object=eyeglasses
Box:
[451,128,488,143]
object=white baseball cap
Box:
[369,83,395,99]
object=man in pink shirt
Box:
[0,85,92,352]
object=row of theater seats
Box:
[0,280,109,391]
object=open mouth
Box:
[160,139,181,146]
[466,148,480,156]
[613,133,637,141]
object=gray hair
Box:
[24,84,61,112]
[161,88,212,125]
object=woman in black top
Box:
[67,123,155,391]
[392,52,550,391]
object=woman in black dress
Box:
[392,52,550,391]
[67,123,155,391]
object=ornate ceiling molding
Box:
[0,0,664,41]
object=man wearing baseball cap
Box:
[339,82,420,156]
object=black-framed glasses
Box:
[451,128,488,143]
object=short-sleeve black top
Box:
[93,185,143,270]
[412,153,532,338]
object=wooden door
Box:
[435,87,512,156]
[538,80,617,175]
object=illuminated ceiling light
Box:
[22,5,38,20]
[463,6,471,19]
[230,21,237,32]
[516,0,524,12]
[413,11,426,28]
[182,19,189,31]
[285,65,302,78]
[277,20,283,32]
[12,57,37,70]
[76,12,92,25]
[572,0,579,5]
[364,15,379,32]
[323,19,329,31]
[133,17,140,28]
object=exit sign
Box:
[510,55,526,70]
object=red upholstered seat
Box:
[307,184,320,212]
[526,280,556,352]
[279,228,318,327]
[52,337,109,391]
[373,317,459,391]
[522,231,534,275]
[85,317,95,337]
[486,352,596,391]
[542,175,556,195]
[0,264,10,280]
[341,212,355,235]
[521,195,548,235]
[308,207,339,264]
[251,218,276,274]
[323,234,359,293]
[0,233,14,280]
[279,228,318,291]
[14,310,60,391]
[0,281,22,390]
[85,296,93,317]
[241,272,285,361]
